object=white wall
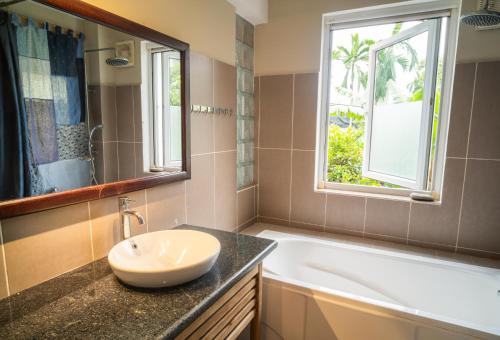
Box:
[83,0,236,66]
[255,0,500,75]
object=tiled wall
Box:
[0,52,256,300]
[88,84,146,184]
[254,61,500,259]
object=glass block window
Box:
[236,16,255,189]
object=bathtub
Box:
[256,229,500,340]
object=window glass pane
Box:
[326,21,421,188]
[152,52,163,166]
[368,31,429,181]
[168,57,182,162]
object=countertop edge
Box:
[162,239,277,339]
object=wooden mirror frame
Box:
[0,0,191,219]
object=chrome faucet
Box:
[119,197,145,239]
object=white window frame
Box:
[144,43,182,172]
[315,0,462,200]
[362,19,440,190]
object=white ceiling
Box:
[227,0,268,25]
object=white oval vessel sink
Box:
[108,230,221,288]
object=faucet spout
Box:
[119,197,146,240]
[123,210,145,224]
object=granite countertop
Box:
[0,225,276,339]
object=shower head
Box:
[106,56,129,67]
[84,47,129,67]
[461,0,500,28]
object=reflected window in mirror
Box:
[143,44,182,172]
[0,0,188,206]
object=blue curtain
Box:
[0,10,36,199]
[5,14,88,197]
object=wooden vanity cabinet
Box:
[176,264,263,340]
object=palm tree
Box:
[332,33,374,91]
[374,23,419,102]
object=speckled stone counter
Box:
[0,225,276,339]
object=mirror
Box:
[0,0,190,217]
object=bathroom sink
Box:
[108,230,221,288]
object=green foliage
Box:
[327,124,382,186]
[169,59,181,106]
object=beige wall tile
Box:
[290,151,325,226]
[214,151,237,231]
[190,53,215,155]
[365,198,410,239]
[187,154,215,228]
[124,190,149,235]
[468,61,500,159]
[408,158,466,246]
[237,186,255,227]
[326,194,366,233]
[134,143,146,178]
[293,73,318,150]
[118,142,136,180]
[87,85,102,140]
[103,142,118,183]
[253,147,259,188]
[146,182,186,232]
[132,85,143,143]
[446,63,475,158]
[100,85,117,142]
[191,113,214,155]
[90,191,147,260]
[258,149,291,220]
[259,75,293,149]
[214,61,237,152]
[458,160,500,253]
[0,240,8,299]
[190,52,214,106]
[93,142,105,185]
[89,196,120,260]
[116,86,134,142]
[254,76,260,148]
[2,203,92,294]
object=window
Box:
[147,46,182,171]
[316,0,461,199]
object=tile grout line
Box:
[86,202,95,261]
[456,246,500,256]
[184,181,188,226]
[131,86,137,178]
[288,74,295,224]
[192,149,237,157]
[257,76,261,218]
[455,62,478,251]
[257,147,315,152]
[323,192,328,232]
[212,58,217,229]
[144,189,150,233]
[114,87,120,181]
[0,221,11,297]
[406,202,412,244]
[362,197,368,238]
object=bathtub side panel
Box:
[262,281,306,340]
[304,295,416,340]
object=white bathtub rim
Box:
[258,230,500,338]
[258,230,500,276]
